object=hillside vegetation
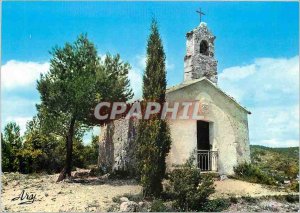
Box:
[250,145,299,189]
[251,145,299,160]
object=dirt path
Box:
[211,179,296,199]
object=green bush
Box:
[150,199,167,212]
[241,196,256,203]
[167,157,215,211]
[200,198,231,212]
[285,194,299,203]
[234,163,276,185]
[229,196,238,204]
[1,123,22,172]
[290,181,299,192]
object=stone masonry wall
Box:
[184,22,218,83]
[98,118,137,174]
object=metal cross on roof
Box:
[196,8,205,23]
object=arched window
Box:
[200,40,209,56]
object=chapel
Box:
[98,21,251,175]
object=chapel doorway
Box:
[197,121,217,171]
[197,120,210,150]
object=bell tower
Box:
[184,22,218,84]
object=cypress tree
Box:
[136,19,172,197]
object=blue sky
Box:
[1,1,299,147]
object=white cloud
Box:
[254,139,299,148]
[128,68,143,100]
[1,98,38,134]
[219,56,299,103]
[126,55,144,100]
[249,105,299,147]
[1,60,46,135]
[1,60,49,90]
[220,64,256,81]
[136,55,146,69]
[219,56,299,147]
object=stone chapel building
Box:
[98,22,251,175]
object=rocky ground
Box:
[1,172,141,212]
[226,197,299,212]
[1,172,299,212]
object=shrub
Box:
[167,157,215,211]
[229,196,238,204]
[18,148,43,173]
[200,198,231,212]
[150,199,167,212]
[285,194,299,203]
[234,163,276,185]
[290,181,299,192]
[241,196,256,203]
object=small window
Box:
[200,40,209,56]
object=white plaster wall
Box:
[166,119,197,168]
[166,80,250,175]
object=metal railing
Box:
[197,150,218,171]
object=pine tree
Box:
[37,34,133,181]
[136,19,172,197]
